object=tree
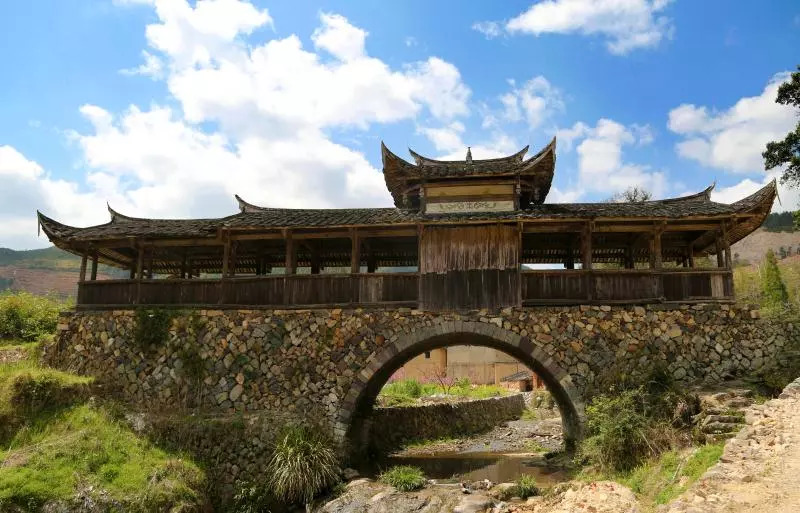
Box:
[607,186,653,203]
[763,66,800,186]
[761,249,789,309]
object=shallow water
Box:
[363,451,569,484]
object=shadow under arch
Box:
[338,321,586,461]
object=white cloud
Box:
[5,0,476,249]
[668,72,795,174]
[312,12,367,61]
[119,51,164,78]
[712,171,797,213]
[472,21,502,40]
[559,118,667,198]
[505,0,674,55]
[0,146,104,249]
[482,76,563,132]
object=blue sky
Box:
[1,0,798,249]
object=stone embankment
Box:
[370,394,525,452]
[663,377,800,513]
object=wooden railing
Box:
[521,269,734,305]
[77,269,734,309]
[77,273,420,308]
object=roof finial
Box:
[466,146,472,164]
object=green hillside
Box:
[0,247,82,271]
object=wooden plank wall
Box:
[420,224,520,310]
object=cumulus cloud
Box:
[9,0,476,248]
[557,118,667,199]
[668,72,796,174]
[712,171,798,213]
[504,0,674,55]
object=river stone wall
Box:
[44,304,796,446]
[369,394,525,452]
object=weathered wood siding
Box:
[420,225,520,310]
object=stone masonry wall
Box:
[369,394,525,452]
[44,304,796,452]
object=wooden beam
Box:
[90,252,98,281]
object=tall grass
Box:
[266,425,340,509]
[378,378,507,406]
[379,465,426,491]
[0,292,68,342]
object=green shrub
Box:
[0,292,66,342]
[232,481,278,513]
[762,249,790,310]
[135,308,174,351]
[379,465,426,492]
[266,424,340,507]
[514,474,539,499]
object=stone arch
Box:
[336,320,586,459]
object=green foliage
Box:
[763,66,800,186]
[0,292,66,342]
[514,474,539,499]
[379,465,426,492]
[266,424,340,507]
[378,378,507,406]
[135,308,174,351]
[0,404,206,511]
[579,371,697,473]
[618,443,723,506]
[761,249,790,310]
[231,481,277,513]
[762,211,797,232]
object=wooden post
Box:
[310,243,321,275]
[187,258,193,279]
[651,229,663,270]
[230,241,238,277]
[687,244,695,268]
[582,223,593,302]
[180,251,187,279]
[222,237,231,278]
[79,251,88,283]
[715,235,724,268]
[581,224,592,270]
[366,240,376,273]
[90,252,98,281]
[129,267,136,279]
[565,240,575,269]
[284,231,296,275]
[146,247,154,279]
[136,246,144,279]
[350,229,361,274]
[721,223,732,269]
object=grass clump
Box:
[0,358,92,418]
[0,403,206,511]
[0,292,67,343]
[379,465,426,492]
[135,308,174,351]
[618,443,723,507]
[266,424,340,508]
[497,474,540,500]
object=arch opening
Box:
[341,329,585,462]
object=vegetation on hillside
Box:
[0,292,68,342]
[378,377,507,406]
[734,250,800,314]
[762,211,797,232]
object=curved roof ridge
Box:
[407,145,530,166]
[234,194,276,213]
[653,184,716,205]
[731,179,777,210]
[519,137,556,170]
[107,203,144,223]
[37,210,85,239]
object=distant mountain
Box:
[0,246,121,298]
[730,228,800,266]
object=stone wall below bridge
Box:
[368,394,525,453]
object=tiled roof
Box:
[37,182,777,246]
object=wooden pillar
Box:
[715,235,724,268]
[624,245,635,269]
[230,241,238,277]
[565,241,575,270]
[722,223,732,269]
[310,244,321,275]
[366,241,376,273]
[146,247,154,279]
[350,230,361,274]
[187,258,193,279]
[687,244,695,268]
[135,246,144,279]
[650,230,663,270]
[222,238,231,277]
[581,224,592,270]
[180,251,187,279]
[284,232,296,275]
[90,252,98,281]
[79,251,88,282]
[129,266,136,279]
